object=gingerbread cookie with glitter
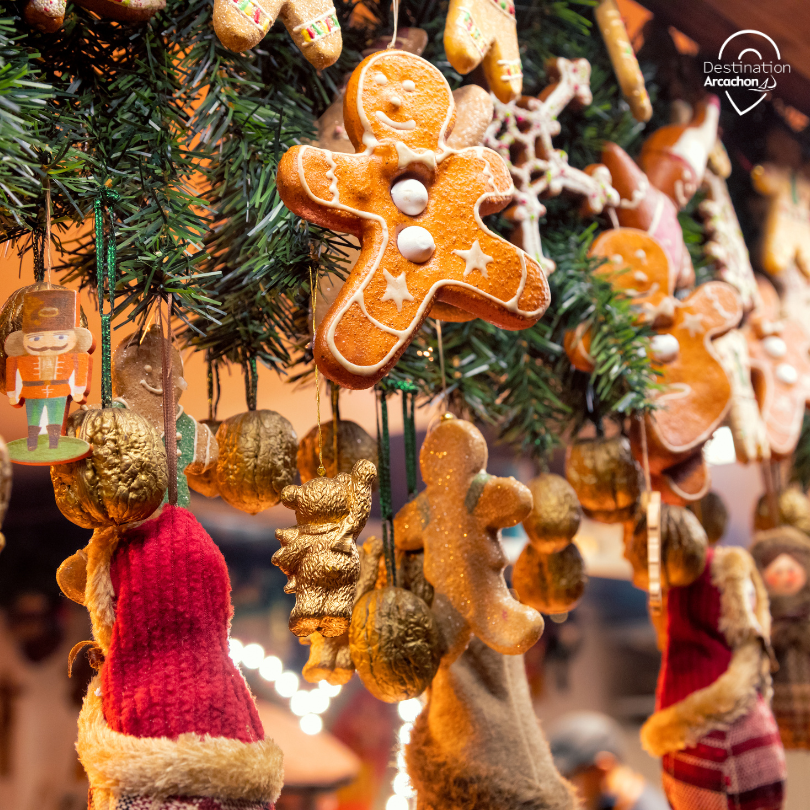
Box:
[484,57,619,274]
[444,0,523,103]
[746,276,810,459]
[277,50,549,389]
[213,0,341,68]
[590,228,742,503]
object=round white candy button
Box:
[650,333,680,364]
[763,336,787,359]
[398,226,435,263]
[776,363,798,385]
[391,179,429,216]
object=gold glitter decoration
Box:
[394,417,544,660]
[57,548,88,604]
[688,491,728,546]
[186,419,222,498]
[215,410,298,515]
[513,542,587,615]
[0,283,88,389]
[522,473,582,553]
[626,504,707,590]
[298,419,378,484]
[755,486,810,536]
[349,586,441,703]
[273,458,376,637]
[565,435,643,520]
[51,408,168,529]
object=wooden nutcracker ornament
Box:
[444,0,523,103]
[483,57,620,274]
[746,276,810,459]
[213,0,341,68]
[277,50,550,389]
[4,288,94,465]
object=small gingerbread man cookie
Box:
[752,162,810,278]
[591,229,742,503]
[602,141,694,291]
[747,276,810,459]
[213,0,341,68]
[394,416,543,664]
[444,0,523,103]
[277,50,549,389]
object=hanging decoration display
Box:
[277,49,550,389]
[594,0,652,122]
[751,161,810,278]
[443,0,523,103]
[393,415,543,662]
[4,287,94,464]
[272,458,377,637]
[587,228,742,502]
[513,473,587,615]
[213,0,342,67]
[23,0,165,33]
[751,527,810,751]
[111,326,219,508]
[483,57,620,273]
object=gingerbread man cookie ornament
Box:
[278,50,549,389]
[747,276,810,459]
[394,416,543,664]
[751,162,810,278]
[444,0,523,103]
[213,0,341,67]
[591,229,742,503]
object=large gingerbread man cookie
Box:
[277,50,549,389]
[394,416,543,664]
[213,0,341,67]
[752,162,810,278]
[591,229,742,503]
[444,0,522,103]
[747,276,810,459]
[601,142,694,291]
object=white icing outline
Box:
[292,52,544,378]
[376,111,415,130]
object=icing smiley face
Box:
[277,50,549,389]
[343,53,455,155]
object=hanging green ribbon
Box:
[376,387,396,587]
[379,380,419,500]
[94,189,119,409]
[244,355,258,411]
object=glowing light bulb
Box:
[318,681,342,697]
[228,638,244,665]
[385,795,409,810]
[398,722,413,745]
[300,714,323,735]
[290,691,311,716]
[275,671,299,698]
[397,698,422,722]
[392,772,413,798]
[259,655,282,682]
[241,643,265,669]
[308,690,330,715]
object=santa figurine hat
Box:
[72,505,283,809]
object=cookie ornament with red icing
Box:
[276,50,550,390]
[444,0,523,103]
[589,228,742,504]
[746,276,810,459]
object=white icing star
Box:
[453,240,493,278]
[381,270,414,312]
[680,311,705,337]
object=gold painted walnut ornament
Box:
[522,473,582,553]
[51,408,167,529]
[513,543,587,615]
[754,486,810,535]
[350,586,441,703]
[186,419,222,498]
[565,435,643,522]
[298,419,378,483]
[273,458,376,637]
[215,410,298,514]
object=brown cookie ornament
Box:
[277,50,549,389]
[273,458,377,637]
[444,0,522,103]
[393,416,543,664]
[589,229,742,503]
[23,0,164,31]
[213,0,341,67]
